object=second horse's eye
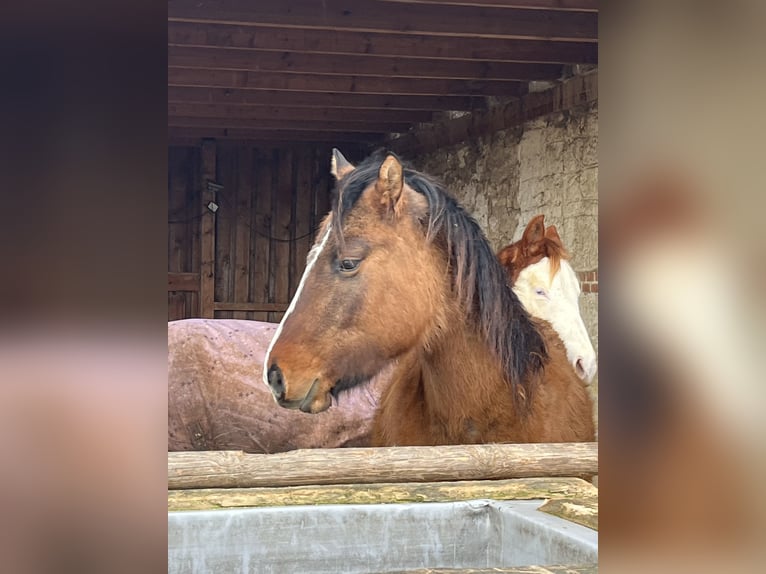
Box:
[339,259,360,272]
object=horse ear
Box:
[376,154,404,207]
[331,148,355,180]
[498,244,520,268]
[521,214,546,256]
[544,224,563,247]
[497,244,521,283]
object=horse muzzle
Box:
[267,364,332,413]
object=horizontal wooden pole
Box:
[168,86,486,111]
[168,442,598,489]
[168,272,200,292]
[168,46,562,81]
[167,0,598,41]
[214,301,289,312]
[168,103,434,123]
[168,22,598,64]
[168,476,596,511]
[168,68,526,97]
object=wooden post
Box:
[199,139,216,318]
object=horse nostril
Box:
[574,358,587,380]
[267,363,285,399]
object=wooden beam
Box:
[214,302,289,312]
[380,0,599,11]
[390,70,597,155]
[168,46,563,81]
[167,0,598,41]
[169,127,387,142]
[168,116,413,133]
[169,136,374,150]
[168,86,486,111]
[167,476,597,511]
[168,103,434,123]
[168,272,200,292]
[168,22,598,64]
[199,140,216,318]
[167,442,598,489]
[168,68,527,97]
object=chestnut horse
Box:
[264,150,594,446]
[498,215,598,383]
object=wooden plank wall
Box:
[168,146,202,321]
[168,143,365,323]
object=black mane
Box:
[333,152,547,407]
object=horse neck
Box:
[403,310,514,425]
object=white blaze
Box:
[262,223,333,386]
[513,257,598,383]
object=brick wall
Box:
[578,269,599,294]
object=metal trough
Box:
[168,499,597,573]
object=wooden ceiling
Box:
[168,0,598,146]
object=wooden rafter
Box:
[167,0,597,41]
[168,86,487,111]
[168,68,527,97]
[168,127,386,142]
[168,22,597,64]
[167,0,597,142]
[168,103,434,123]
[168,46,564,81]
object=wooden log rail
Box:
[168,442,597,490]
[168,476,598,530]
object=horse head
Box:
[263,150,449,413]
[498,214,598,383]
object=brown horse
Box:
[264,150,594,446]
[497,215,598,382]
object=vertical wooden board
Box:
[168,147,185,275]
[292,148,313,293]
[287,152,298,299]
[314,146,332,228]
[309,148,320,244]
[270,148,293,323]
[251,149,273,323]
[232,145,253,320]
[199,140,217,319]
[169,146,196,319]
[168,292,185,322]
[186,147,202,319]
[188,147,202,274]
[214,144,236,319]
[267,149,279,323]
[186,292,199,321]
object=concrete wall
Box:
[413,98,599,400]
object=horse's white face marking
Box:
[514,257,598,383]
[262,222,332,387]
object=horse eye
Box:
[535,288,548,297]
[339,259,360,272]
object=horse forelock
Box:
[544,237,570,285]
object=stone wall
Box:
[413,97,599,369]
